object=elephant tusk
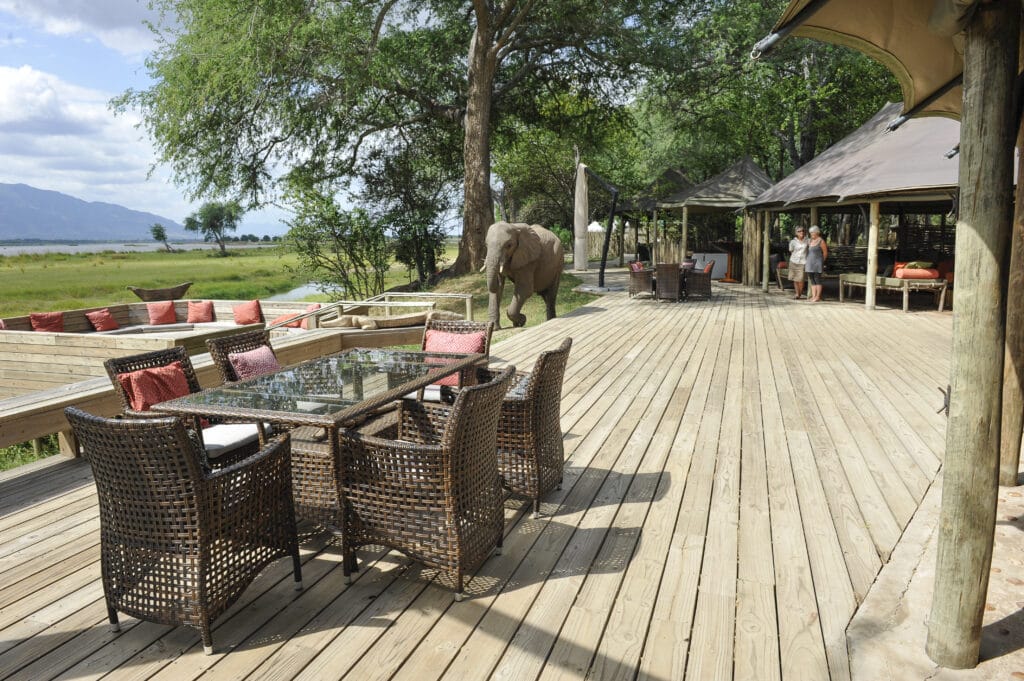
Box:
[479,264,486,273]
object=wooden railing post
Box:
[927,0,1019,668]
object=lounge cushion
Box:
[424,330,487,386]
[30,311,63,332]
[894,268,941,280]
[85,308,119,331]
[629,261,645,272]
[200,423,261,457]
[233,300,263,325]
[228,345,281,380]
[357,311,429,330]
[147,301,177,325]
[270,313,302,328]
[117,361,191,412]
[187,300,214,323]
[319,314,357,328]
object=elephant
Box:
[484,221,564,329]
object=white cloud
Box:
[0,64,191,221]
[0,0,157,56]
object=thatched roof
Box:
[657,157,774,213]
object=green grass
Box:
[0,436,59,472]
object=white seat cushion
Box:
[202,423,261,457]
[404,386,444,402]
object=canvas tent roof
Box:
[657,157,774,213]
[749,102,960,210]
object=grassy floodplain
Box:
[0,244,597,469]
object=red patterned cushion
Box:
[85,308,119,331]
[270,313,302,328]
[187,300,214,323]
[424,330,487,386]
[117,362,191,412]
[228,345,281,380]
[233,300,262,325]
[30,311,63,332]
[629,261,645,272]
[147,301,177,325]
[300,303,322,329]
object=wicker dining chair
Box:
[684,261,714,299]
[206,328,275,384]
[628,268,654,298]
[339,365,516,601]
[103,347,262,468]
[491,337,572,518]
[64,407,302,655]
[405,316,494,402]
[655,263,682,301]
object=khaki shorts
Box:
[788,262,805,282]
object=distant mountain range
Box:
[0,183,185,241]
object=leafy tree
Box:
[115,0,693,277]
[285,186,390,299]
[183,200,244,255]
[150,222,172,252]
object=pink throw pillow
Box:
[228,345,281,380]
[117,362,191,412]
[85,308,119,331]
[424,330,487,386]
[187,300,214,323]
[300,303,322,329]
[30,311,64,332]
[147,301,177,325]
[233,300,262,325]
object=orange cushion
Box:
[187,300,214,323]
[424,330,487,386]
[85,308,119,331]
[936,259,955,277]
[892,261,908,277]
[147,301,177,325]
[270,313,302,328]
[629,261,645,272]
[233,300,262,325]
[117,361,191,412]
[894,268,941,280]
[703,262,714,274]
[300,303,322,329]
[29,311,63,332]
[777,261,787,269]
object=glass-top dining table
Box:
[152,347,485,557]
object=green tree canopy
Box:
[183,200,244,255]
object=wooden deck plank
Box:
[0,285,957,681]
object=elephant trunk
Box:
[485,252,503,327]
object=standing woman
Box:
[805,225,829,302]
[788,227,809,299]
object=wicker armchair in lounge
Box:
[104,347,262,468]
[655,263,682,301]
[64,407,302,655]
[339,365,516,600]
[628,268,654,298]
[684,262,714,299]
[486,337,572,518]
[206,328,275,384]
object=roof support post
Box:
[927,0,1019,669]
[761,211,771,292]
[681,206,689,259]
[999,33,1024,486]
[865,202,880,309]
[809,205,819,227]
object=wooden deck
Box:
[0,285,952,681]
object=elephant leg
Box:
[507,278,531,327]
[542,286,558,320]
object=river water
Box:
[0,242,276,256]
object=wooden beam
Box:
[926,0,1019,669]
[865,202,880,310]
[999,34,1024,486]
[682,206,689,259]
[762,211,771,292]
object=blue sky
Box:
[0,1,287,236]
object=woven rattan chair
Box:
[206,328,274,384]
[407,317,494,402]
[655,263,682,301]
[628,268,654,298]
[64,407,302,655]
[103,347,262,467]
[492,337,572,518]
[684,262,713,299]
[339,365,516,600]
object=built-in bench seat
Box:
[838,273,948,312]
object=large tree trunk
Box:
[451,24,496,276]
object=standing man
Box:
[788,226,809,299]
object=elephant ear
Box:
[511,226,543,272]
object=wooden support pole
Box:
[762,211,770,292]
[999,34,1024,486]
[809,205,819,228]
[927,0,1019,668]
[865,202,880,310]
[682,206,689,259]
